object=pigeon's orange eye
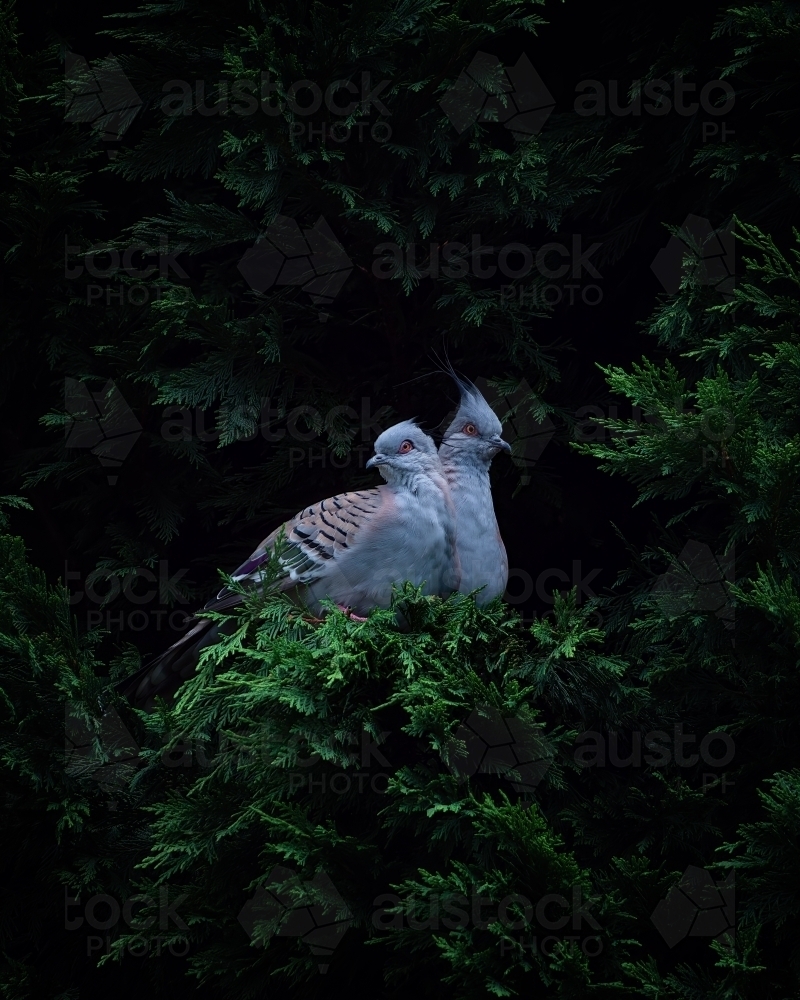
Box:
[463,423,478,436]
[398,440,414,454]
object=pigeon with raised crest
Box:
[118,420,460,709]
[438,373,511,605]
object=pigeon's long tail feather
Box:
[116,584,248,709]
[115,616,222,710]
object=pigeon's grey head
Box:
[440,376,511,466]
[367,420,441,481]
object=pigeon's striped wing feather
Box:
[229,488,384,589]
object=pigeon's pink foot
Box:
[336,604,368,621]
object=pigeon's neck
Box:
[449,467,492,497]
[440,449,492,493]
[384,465,449,500]
[441,456,495,519]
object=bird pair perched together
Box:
[120,374,511,708]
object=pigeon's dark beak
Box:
[492,436,512,454]
[366,454,386,469]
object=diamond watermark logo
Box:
[651,215,735,299]
[474,377,556,486]
[445,705,551,796]
[238,215,352,321]
[440,52,554,139]
[651,541,735,628]
[64,53,142,157]
[64,379,142,485]
[237,865,352,973]
[64,702,140,791]
[651,866,734,949]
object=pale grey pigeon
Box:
[118,420,460,709]
[438,374,511,605]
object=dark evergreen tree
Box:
[1,0,800,997]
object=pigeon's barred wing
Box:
[230,488,384,588]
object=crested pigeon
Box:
[118,420,460,709]
[438,374,511,605]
